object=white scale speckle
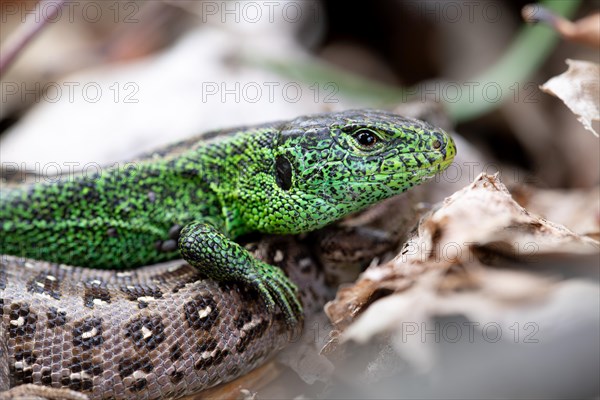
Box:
[242,318,260,332]
[200,349,218,359]
[10,316,25,327]
[127,285,136,290]
[90,279,102,285]
[198,306,212,319]
[137,296,156,303]
[70,371,91,380]
[46,275,57,281]
[168,264,183,272]
[82,327,98,339]
[132,370,147,380]
[117,271,132,277]
[14,360,30,370]
[59,264,73,270]
[93,298,107,306]
[35,281,45,288]
[274,250,284,263]
[298,258,312,269]
[141,326,153,339]
[24,262,35,269]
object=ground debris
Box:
[323,174,599,371]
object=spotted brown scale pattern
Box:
[125,316,166,351]
[72,317,104,350]
[83,280,112,309]
[46,307,67,328]
[0,232,336,399]
[8,303,37,339]
[11,348,37,384]
[184,294,220,331]
[120,283,164,309]
[60,356,104,391]
[26,271,62,300]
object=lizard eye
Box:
[353,129,378,147]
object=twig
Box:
[0,0,66,78]
[522,4,600,47]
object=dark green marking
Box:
[0,109,456,324]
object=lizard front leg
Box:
[178,222,303,325]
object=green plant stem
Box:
[244,0,580,123]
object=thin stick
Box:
[0,0,66,77]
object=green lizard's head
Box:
[237,109,456,234]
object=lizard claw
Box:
[254,261,303,326]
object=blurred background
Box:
[1,1,599,399]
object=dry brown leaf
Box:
[540,59,600,137]
[324,174,599,361]
[510,184,600,238]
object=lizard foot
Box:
[178,222,303,326]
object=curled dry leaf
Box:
[324,173,599,366]
[510,183,600,239]
[540,59,600,137]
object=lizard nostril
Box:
[432,139,442,150]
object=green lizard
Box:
[0,109,456,324]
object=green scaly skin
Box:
[0,110,456,324]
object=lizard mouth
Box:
[422,130,456,173]
[380,132,457,184]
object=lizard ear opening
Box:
[275,155,293,191]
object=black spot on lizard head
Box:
[275,155,293,191]
[235,109,456,235]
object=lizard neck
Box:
[169,127,280,238]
